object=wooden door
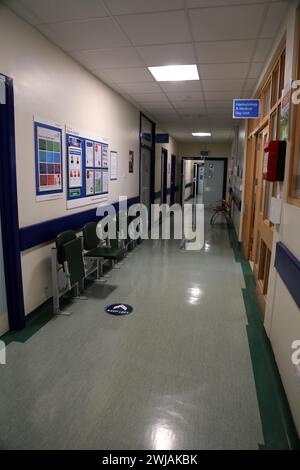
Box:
[251,126,274,315]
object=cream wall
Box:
[177,142,232,159]
[0,5,140,329]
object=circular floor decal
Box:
[105,304,133,316]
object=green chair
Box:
[83,221,126,275]
[52,230,87,315]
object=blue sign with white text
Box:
[233,99,260,119]
[156,133,169,144]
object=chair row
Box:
[51,213,141,315]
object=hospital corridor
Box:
[0,0,299,460]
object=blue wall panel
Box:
[19,196,139,251]
[275,242,300,309]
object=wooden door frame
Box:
[170,154,176,205]
[242,132,257,259]
[161,148,168,204]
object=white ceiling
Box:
[3,0,288,143]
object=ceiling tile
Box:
[136,43,196,66]
[165,91,204,102]
[208,109,233,117]
[189,5,265,41]
[152,111,179,119]
[173,101,206,110]
[70,47,144,70]
[199,63,249,80]
[160,81,202,93]
[35,23,74,51]
[37,18,130,51]
[118,82,162,93]
[195,40,255,64]
[209,117,234,127]
[244,78,257,93]
[143,102,175,112]
[176,109,206,117]
[202,79,244,92]
[206,100,233,109]
[2,0,42,24]
[116,11,191,45]
[187,0,269,6]
[105,0,183,15]
[205,91,241,101]
[181,115,209,123]
[104,67,154,83]
[158,118,184,126]
[261,2,287,38]
[170,102,206,112]
[127,92,169,103]
[253,38,273,62]
[6,0,108,24]
[248,62,264,79]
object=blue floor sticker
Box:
[105,304,133,316]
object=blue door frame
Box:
[0,74,25,331]
[170,154,176,205]
[139,113,156,207]
[161,148,168,204]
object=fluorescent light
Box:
[148,65,199,82]
[192,132,211,137]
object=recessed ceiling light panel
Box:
[192,132,211,137]
[148,65,199,82]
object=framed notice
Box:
[110,151,118,180]
[34,119,63,201]
[86,169,94,196]
[68,144,82,188]
[102,144,108,168]
[85,140,94,167]
[95,170,102,194]
[94,142,102,168]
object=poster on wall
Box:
[66,126,109,209]
[94,142,102,167]
[102,145,108,168]
[95,170,102,194]
[110,151,118,180]
[68,143,82,188]
[86,169,94,196]
[85,140,94,167]
[34,118,63,202]
[129,150,134,173]
[102,170,109,193]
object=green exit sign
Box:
[200,151,209,157]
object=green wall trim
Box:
[228,225,300,450]
[0,293,74,345]
[0,298,53,345]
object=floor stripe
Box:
[228,225,300,450]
